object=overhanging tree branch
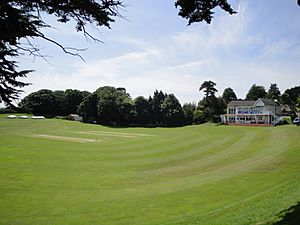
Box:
[175,0,237,25]
[39,34,87,61]
[0,0,124,107]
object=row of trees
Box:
[245,84,300,114]
[19,87,186,127]
[18,82,300,127]
[19,89,90,117]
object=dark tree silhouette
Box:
[222,87,237,104]
[0,0,122,107]
[199,80,222,122]
[151,90,167,126]
[266,83,281,101]
[161,94,185,127]
[134,96,151,125]
[246,84,267,100]
[199,80,217,98]
[175,0,237,25]
[65,89,89,114]
[19,89,58,116]
[77,93,99,122]
[175,0,300,25]
[182,102,196,125]
[281,86,300,115]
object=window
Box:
[229,116,235,123]
[229,107,236,114]
[237,107,249,114]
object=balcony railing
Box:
[236,110,275,115]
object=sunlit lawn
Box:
[0,115,299,225]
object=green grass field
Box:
[0,115,299,225]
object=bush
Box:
[0,107,17,114]
[291,113,297,121]
[193,110,206,124]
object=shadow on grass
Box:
[271,202,300,225]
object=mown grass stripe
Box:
[0,115,299,225]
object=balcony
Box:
[236,110,275,115]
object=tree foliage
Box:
[134,96,151,125]
[193,108,207,124]
[182,103,196,125]
[151,90,167,126]
[198,80,225,122]
[96,86,123,125]
[198,96,225,122]
[246,84,267,100]
[118,97,135,125]
[281,86,300,111]
[175,0,300,25]
[19,88,90,117]
[161,94,185,127]
[18,83,300,126]
[296,97,300,111]
[175,0,236,25]
[19,89,58,116]
[0,0,122,106]
[266,83,281,101]
[53,90,67,115]
[77,93,98,122]
[199,80,217,98]
[222,87,237,104]
[0,49,32,107]
[65,89,89,114]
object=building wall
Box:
[223,100,280,126]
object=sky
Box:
[15,0,300,105]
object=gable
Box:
[254,99,265,107]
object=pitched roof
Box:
[228,98,277,107]
[227,100,255,106]
[259,98,277,106]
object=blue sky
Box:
[17,0,300,104]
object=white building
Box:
[221,98,282,126]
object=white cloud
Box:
[258,36,300,60]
